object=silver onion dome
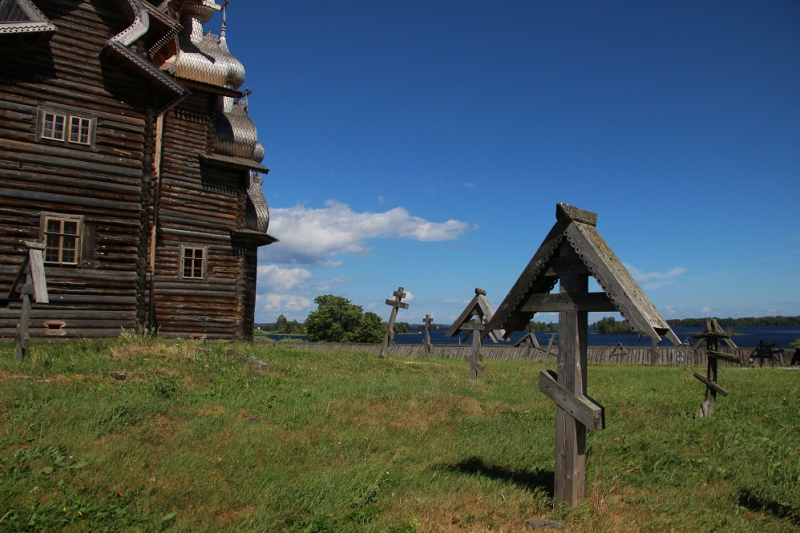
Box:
[172,1,228,87]
[215,96,258,159]
[246,174,270,233]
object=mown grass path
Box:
[1,339,798,532]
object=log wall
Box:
[153,94,249,339]
[0,0,151,338]
[0,0,259,341]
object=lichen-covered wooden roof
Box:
[484,203,679,345]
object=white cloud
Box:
[463,182,475,188]
[701,306,713,314]
[393,290,414,303]
[257,265,313,291]
[625,264,687,290]
[262,294,313,314]
[261,200,473,264]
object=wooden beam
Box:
[521,291,616,313]
[707,350,741,364]
[543,255,592,277]
[26,243,48,304]
[384,298,409,309]
[693,372,729,397]
[540,370,605,431]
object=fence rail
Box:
[261,341,792,366]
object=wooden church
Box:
[0,0,277,339]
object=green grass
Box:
[1,338,798,532]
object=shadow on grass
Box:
[436,457,554,497]
[737,488,800,526]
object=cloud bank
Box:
[255,201,472,321]
[625,264,687,290]
[260,200,473,265]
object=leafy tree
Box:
[394,322,411,334]
[352,312,385,343]
[274,314,305,334]
[305,295,383,343]
[592,316,631,334]
[527,321,558,332]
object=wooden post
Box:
[380,286,408,358]
[482,204,677,511]
[693,319,735,419]
[462,319,485,380]
[9,242,49,363]
[423,314,433,355]
[553,243,589,506]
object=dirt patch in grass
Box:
[212,504,258,528]
[394,491,536,533]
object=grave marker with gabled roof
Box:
[446,288,504,380]
[484,203,679,507]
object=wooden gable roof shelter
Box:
[445,288,504,379]
[484,203,679,345]
[446,288,504,340]
[484,203,679,507]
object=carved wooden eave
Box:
[103,41,187,96]
[484,203,680,345]
[100,0,189,112]
[0,0,57,36]
[142,2,182,55]
[445,288,505,339]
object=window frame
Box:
[36,106,96,148]
[179,244,208,281]
[40,213,83,266]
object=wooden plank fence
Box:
[262,341,791,366]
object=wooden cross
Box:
[462,319,486,380]
[423,314,433,355]
[748,340,784,368]
[513,330,540,359]
[693,318,739,419]
[445,288,500,380]
[483,204,679,507]
[8,241,50,362]
[380,286,408,358]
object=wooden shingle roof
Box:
[484,203,679,345]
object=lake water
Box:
[393,326,800,349]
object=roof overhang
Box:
[200,153,268,173]
[230,229,278,247]
[484,203,680,345]
[0,0,57,36]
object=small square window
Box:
[37,106,95,147]
[42,214,82,265]
[180,245,207,280]
[42,112,66,141]
[69,116,91,144]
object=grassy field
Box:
[1,338,798,532]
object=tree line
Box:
[665,316,800,328]
[256,294,800,341]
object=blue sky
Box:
[218,1,798,325]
